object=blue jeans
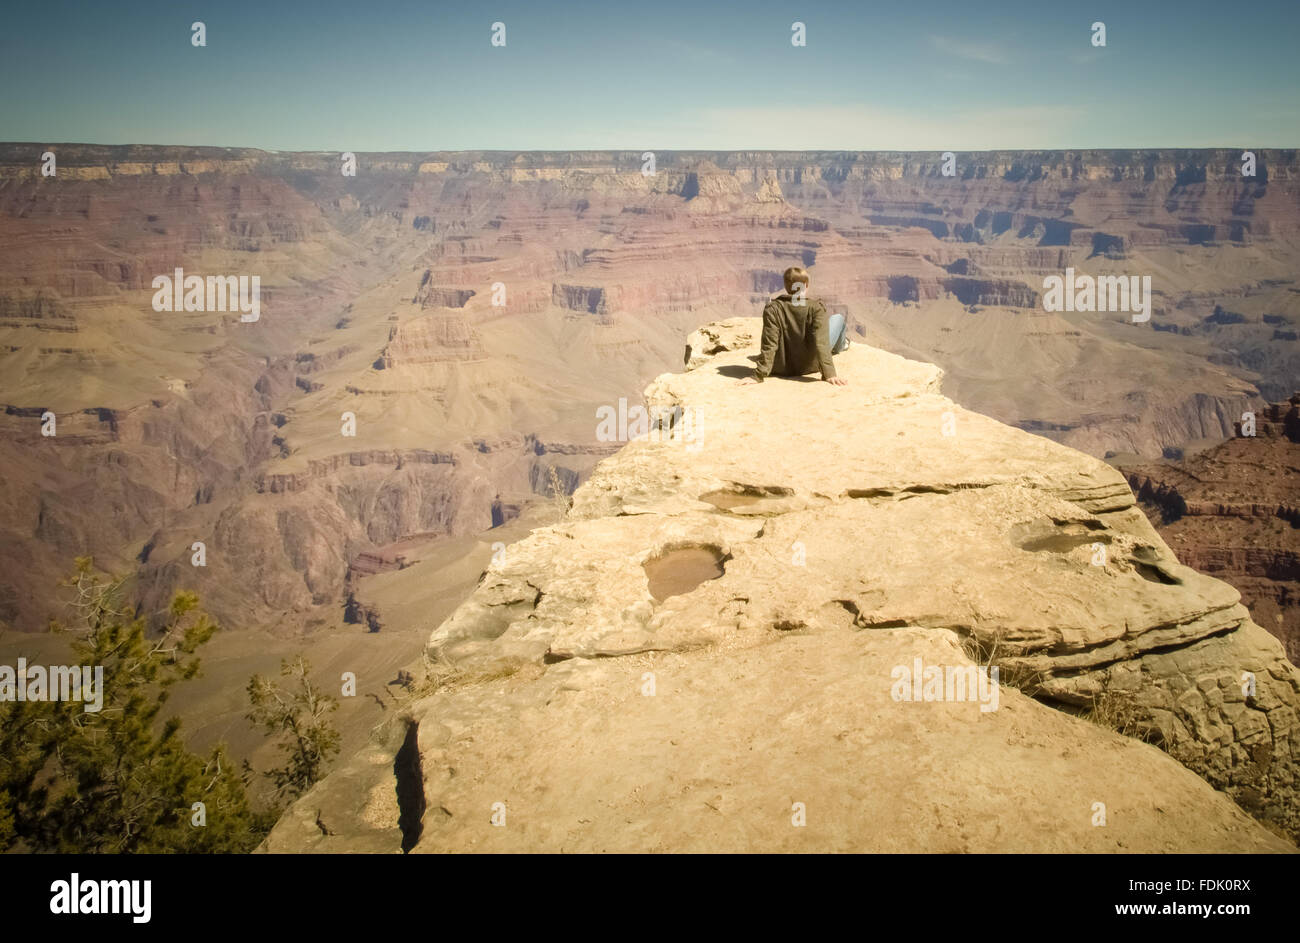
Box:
[828,312,848,353]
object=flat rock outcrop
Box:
[264,320,1300,852]
[380,313,485,367]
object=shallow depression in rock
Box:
[699,490,766,511]
[643,547,726,601]
[699,486,793,512]
[1019,532,1108,553]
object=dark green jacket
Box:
[754,294,836,382]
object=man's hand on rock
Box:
[825,376,848,386]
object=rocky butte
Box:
[263,320,1300,853]
[1123,394,1300,665]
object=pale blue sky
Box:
[2,0,1297,150]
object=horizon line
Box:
[3,142,1295,156]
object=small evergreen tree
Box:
[0,558,267,852]
[246,656,341,801]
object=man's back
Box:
[753,294,836,382]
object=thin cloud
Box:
[929,34,1009,66]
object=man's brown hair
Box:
[783,266,809,293]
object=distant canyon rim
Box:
[0,145,1296,774]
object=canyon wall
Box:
[1,144,1297,638]
[1124,394,1300,664]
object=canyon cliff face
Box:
[1123,394,1300,665]
[0,145,1297,643]
[262,321,1299,853]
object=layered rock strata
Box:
[1123,394,1300,664]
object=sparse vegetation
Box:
[958,629,1045,694]
[0,558,270,853]
[960,630,1165,745]
[0,559,347,853]
[547,464,570,522]
[388,650,533,708]
[246,656,342,802]
[1082,687,1162,744]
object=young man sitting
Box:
[740,267,849,386]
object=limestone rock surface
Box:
[263,319,1300,852]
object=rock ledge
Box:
[263,320,1299,852]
